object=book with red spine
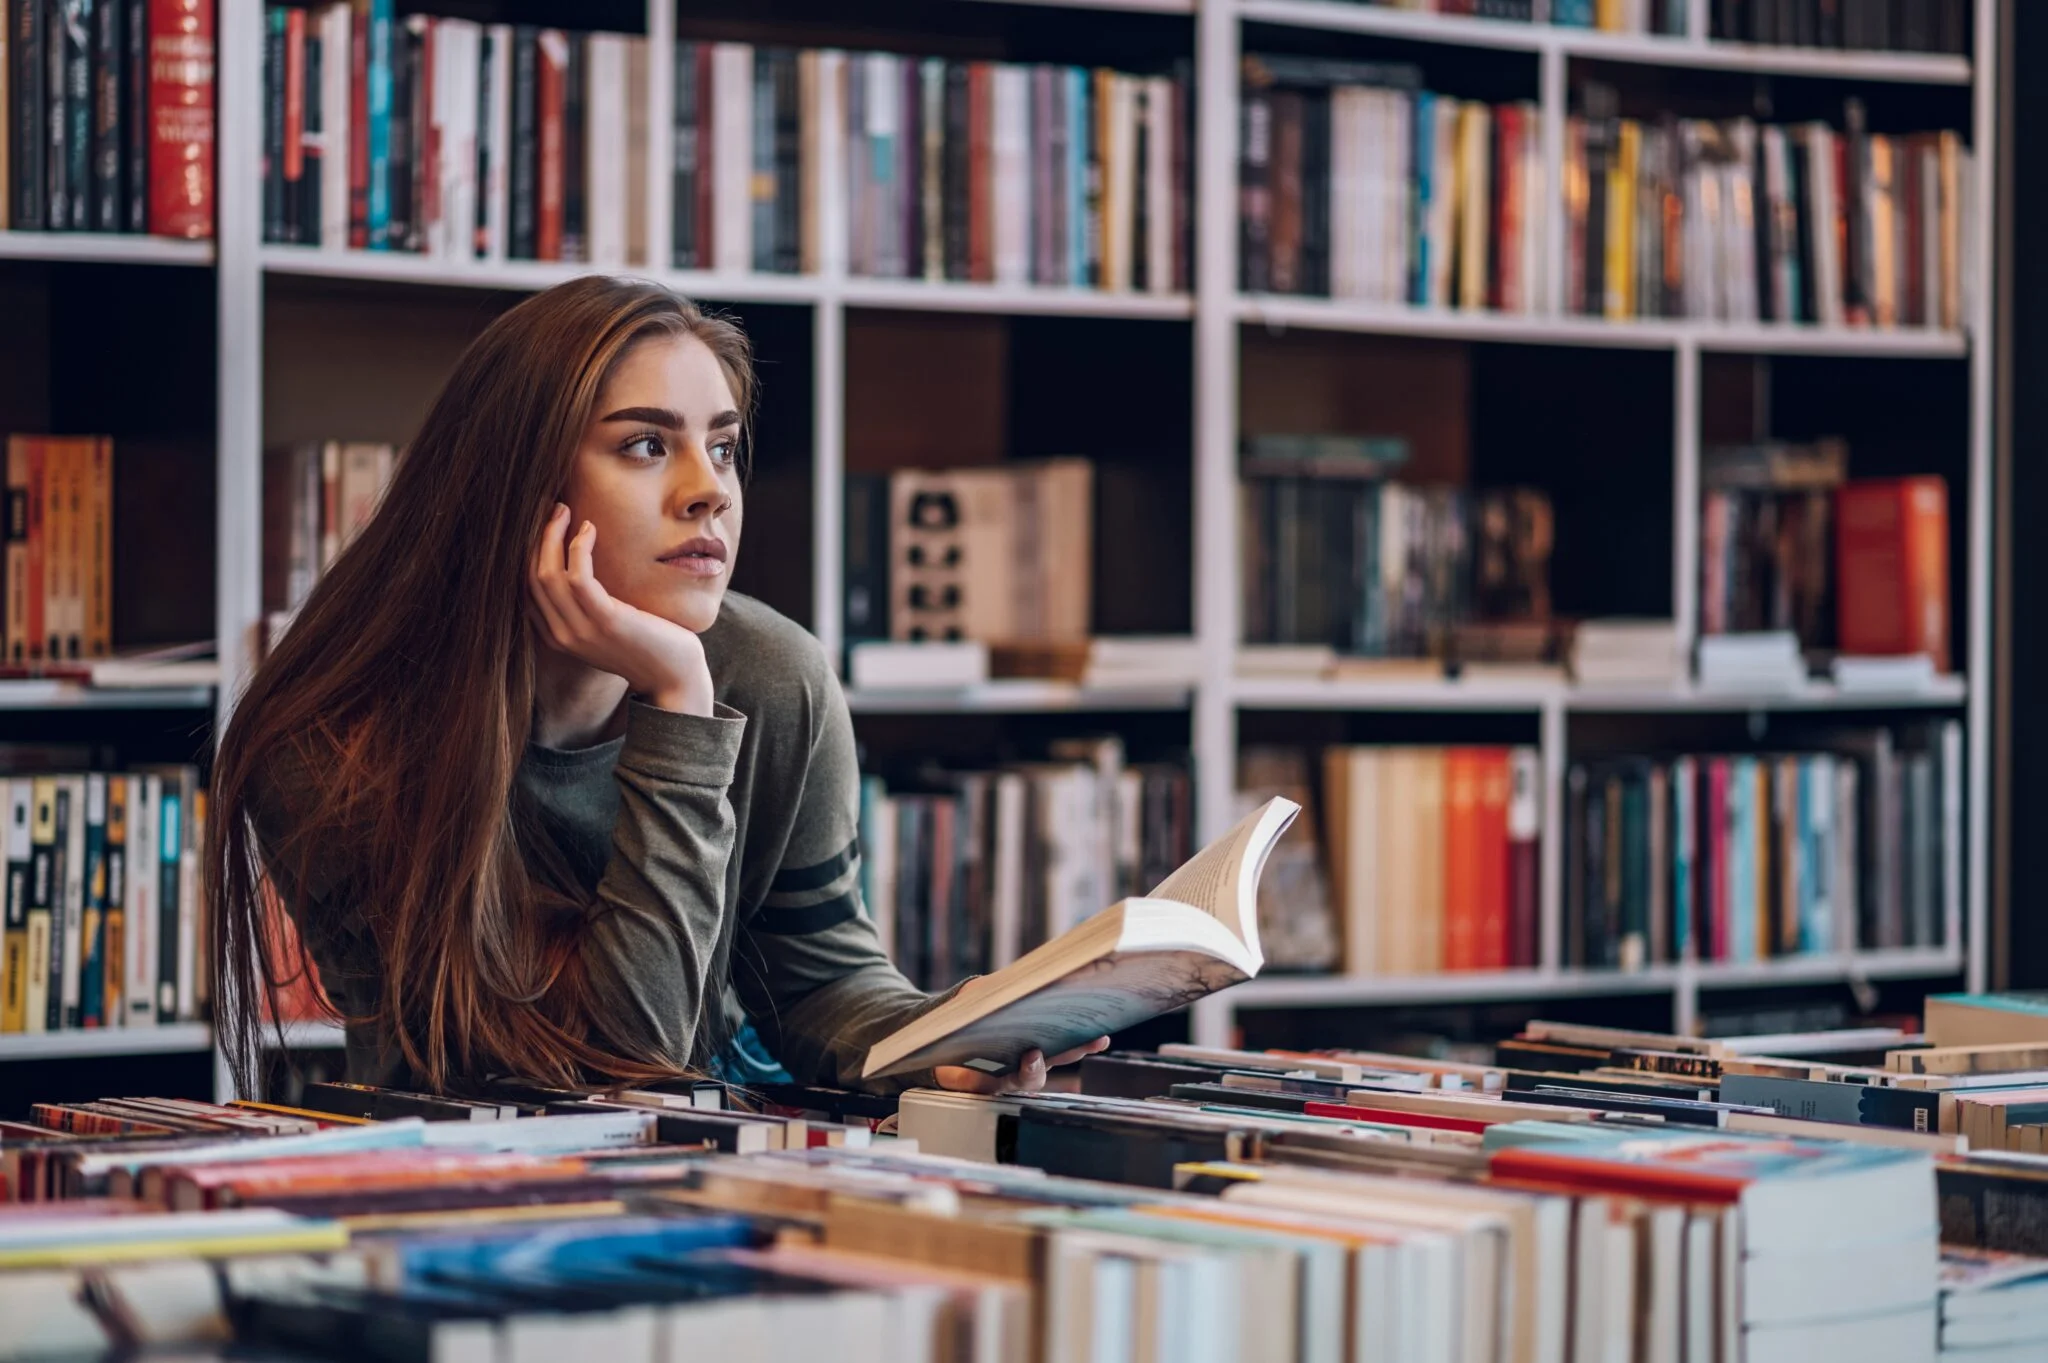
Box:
[967,61,992,283]
[1494,103,1521,312]
[535,28,566,261]
[348,0,369,247]
[1707,756,1731,962]
[1441,748,1482,971]
[1505,747,1540,968]
[148,0,215,239]
[1475,747,1512,971]
[1836,476,1951,672]
[1301,1100,1491,1135]
[283,5,305,242]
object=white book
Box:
[1805,124,1843,326]
[847,640,988,690]
[482,25,512,263]
[1145,76,1172,295]
[1332,87,1360,301]
[319,4,351,249]
[434,19,481,264]
[863,798,1298,1080]
[867,51,903,278]
[1386,91,1414,307]
[51,777,83,1029]
[1100,75,1133,291]
[123,775,157,1027]
[990,771,1027,969]
[624,37,647,267]
[1365,88,1390,303]
[711,42,754,273]
[1941,719,1963,950]
[175,783,198,1021]
[865,792,897,958]
[991,64,1030,286]
[585,33,628,268]
[844,56,871,276]
[813,48,847,278]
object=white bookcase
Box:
[0,0,1998,1077]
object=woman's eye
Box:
[623,434,665,461]
[708,439,738,467]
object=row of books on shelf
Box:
[1240,54,1551,313]
[261,439,394,627]
[0,766,206,1037]
[3,435,111,667]
[857,742,1194,992]
[1363,0,1972,52]
[262,8,1194,294]
[1569,91,1971,329]
[1,0,214,238]
[1565,721,1959,975]
[17,1010,2048,1361]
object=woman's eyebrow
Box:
[706,409,742,431]
[600,406,686,429]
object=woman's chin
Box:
[657,584,727,634]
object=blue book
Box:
[752,49,777,274]
[1801,758,1830,953]
[366,0,393,248]
[1409,90,1434,305]
[393,1214,755,1281]
[1066,67,1086,287]
[1672,758,1695,961]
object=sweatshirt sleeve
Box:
[572,700,749,1069]
[727,677,958,1093]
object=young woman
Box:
[209,277,1105,1098]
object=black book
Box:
[300,1081,516,1122]
[1818,0,1843,45]
[154,786,177,1022]
[941,60,969,281]
[1300,85,1330,298]
[1754,128,1775,322]
[44,0,71,229]
[262,5,285,243]
[1795,0,1819,46]
[301,27,323,247]
[61,0,91,230]
[122,0,144,230]
[773,48,800,273]
[842,472,891,647]
[672,39,699,268]
[561,32,585,263]
[386,15,415,252]
[1013,1103,1233,1189]
[1790,134,1817,322]
[474,27,495,258]
[1581,90,1616,316]
[749,1085,900,1124]
[508,26,538,260]
[89,0,118,230]
[12,0,46,228]
[1504,1070,1717,1102]
[900,56,921,280]
[1081,70,1102,287]
[1936,0,1966,54]
[1512,1084,1755,1127]
[1132,81,1151,293]
[1080,1052,1237,1101]
[1939,1161,2048,1256]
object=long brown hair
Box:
[209,277,755,1098]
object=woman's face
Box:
[563,333,745,634]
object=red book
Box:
[536,30,566,261]
[283,7,305,191]
[1302,1101,1492,1135]
[349,1,369,248]
[1836,477,1950,672]
[1441,749,1482,971]
[148,0,216,239]
[416,18,439,248]
[1505,748,1540,969]
[967,62,991,283]
[1493,105,1519,312]
[1474,748,1512,971]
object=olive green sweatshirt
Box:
[254,592,949,1093]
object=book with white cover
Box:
[863,797,1299,1080]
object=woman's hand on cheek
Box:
[528,504,716,717]
[932,1036,1111,1095]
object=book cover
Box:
[90,0,119,230]
[0,781,29,1032]
[24,777,54,1034]
[1441,749,1482,972]
[100,774,124,1026]
[1836,477,1950,672]
[12,0,46,229]
[147,0,212,237]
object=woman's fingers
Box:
[933,1065,1005,1095]
[1042,1036,1112,1069]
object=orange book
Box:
[85,439,112,659]
[536,30,568,261]
[1835,477,1950,672]
[166,1151,588,1211]
[1441,750,1483,970]
[1474,749,1512,970]
[4,439,30,663]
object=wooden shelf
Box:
[261,246,1195,319]
[1236,294,1969,357]
[0,1023,213,1060]
[0,232,215,266]
[1236,0,1971,85]
[1234,676,1556,711]
[846,681,1193,714]
[1231,674,1968,713]
[0,681,216,711]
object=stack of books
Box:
[1568,90,1971,331]
[0,0,215,238]
[857,738,1193,993]
[1565,721,1961,969]
[1939,1247,2048,1361]
[1707,1,1971,54]
[1,766,208,1037]
[1239,55,1546,314]
[1570,618,1684,687]
[675,45,1192,290]
[1699,438,1845,650]
[259,5,650,264]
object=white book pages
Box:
[992,65,1029,286]
[586,33,627,268]
[438,20,481,264]
[1146,76,1172,295]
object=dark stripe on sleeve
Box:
[752,890,862,936]
[769,838,859,894]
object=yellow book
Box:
[228,1100,374,1127]
[101,775,125,1027]
[22,777,56,1033]
[0,1225,350,1271]
[1456,104,1492,311]
[1596,0,1625,31]
[1607,119,1639,320]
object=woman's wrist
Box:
[642,681,713,717]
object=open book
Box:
[862,796,1300,1080]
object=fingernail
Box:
[553,502,567,518]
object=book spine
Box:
[23,778,53,1033]
[13,0,46,229]
[753,47,777,273]
[558,30,582,262]
[101,773,124,1026]
[943,58,968,281]
[59,0,93,231]
[156,783,178,1022]
[147,0,212,238]
[672,37,696,268]
[123,773,155,1026]
[91,0,120,230]
[45,780,70,1031]
[298,10,321,250]
[773,47,798,273]
[507,25,535,259]
[0,782,29,1033]
[261,4,283,241]
[79,773,105,1026]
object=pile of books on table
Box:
[13,1004,2048,1361]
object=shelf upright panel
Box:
[219,0,266,737]
[1539,696,1566,973]
[1966,0,1998,994]
[646,0,675,284]
[814,298,846,669]
[1673,338,1701,651]
[1540,44,1567,321]
[1194,0,1243,846]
